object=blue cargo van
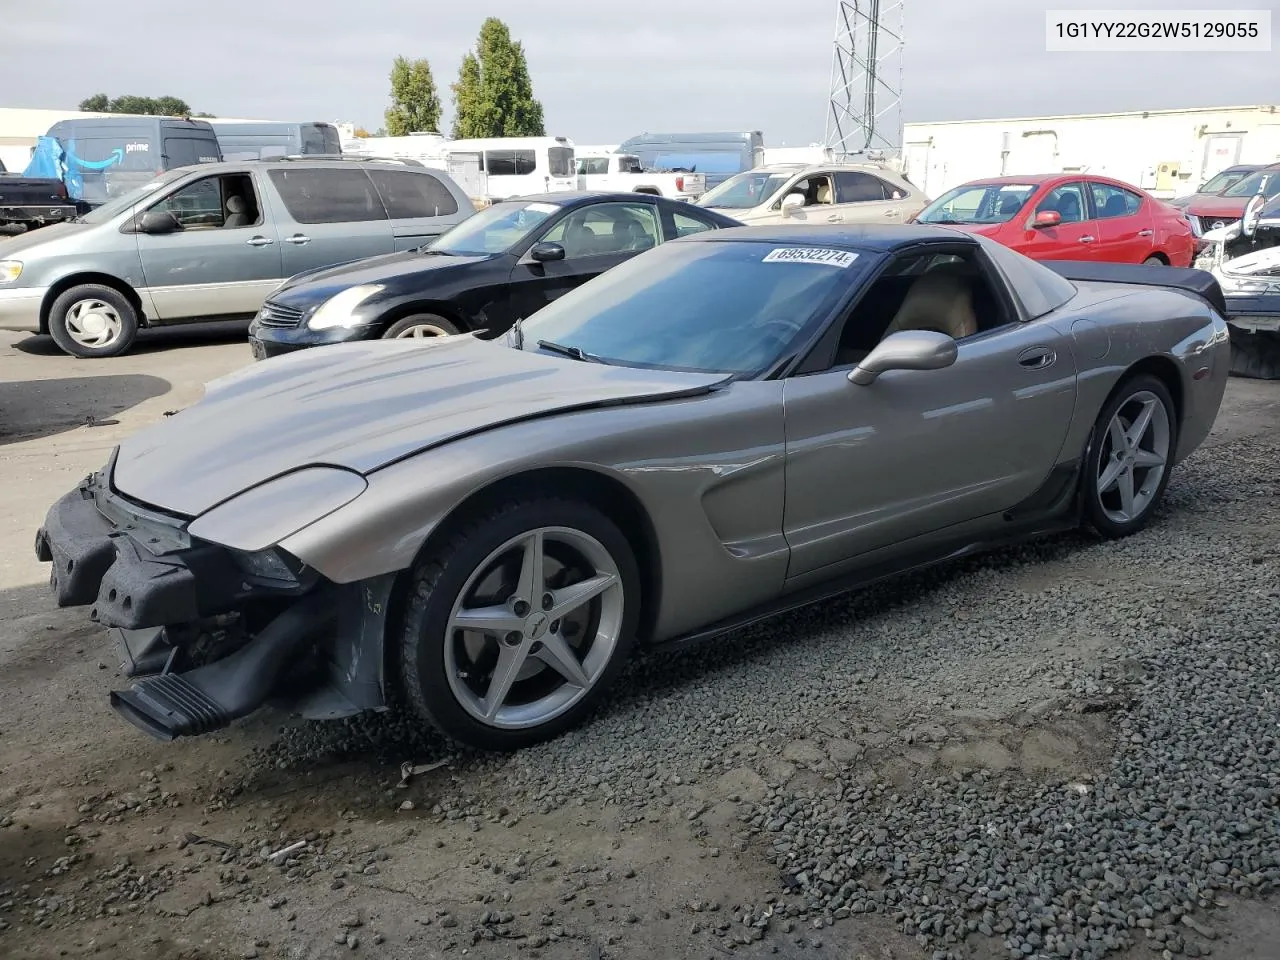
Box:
[42,117,222,206]
[615,131,765,189]
[208,121,342,160]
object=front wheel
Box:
[48,284,139,358]
[382,313,461,339]
[398,498,640,751]
[1081,374,1178,538]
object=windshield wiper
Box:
[928,218,960,224]
[537,339,603,363]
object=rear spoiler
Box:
[1042,259,1226,318]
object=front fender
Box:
[276,381,791,643]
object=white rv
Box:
[444,136,576,198]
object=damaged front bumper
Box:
[36,466,315,629]
[32,464,366,740]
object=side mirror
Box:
[1241,193,1265,239]
[529,241,566,262]
[1031,210,1061,229]
[848,330,958,385]
[138,209,182,234]
[780,193,804,217]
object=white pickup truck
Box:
[576,152,706,201]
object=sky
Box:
[4,0,1276,147]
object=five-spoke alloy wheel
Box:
[399,498,639,751]
[383,313,461,340]
[1082,374,1178,538]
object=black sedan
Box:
[247,191,740,358]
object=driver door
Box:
[506,200,663,321]
[780,251,1078,581]
[134,171,283,320]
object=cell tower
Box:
[824,0,905,159]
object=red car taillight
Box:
[675,176,684,192]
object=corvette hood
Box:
[111,337,725,517]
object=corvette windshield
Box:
[916,183,1037,225]
[517,240,862,375]
[428,199,562,255]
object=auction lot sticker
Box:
[762,247,859,267]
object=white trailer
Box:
[903,105,1280,200]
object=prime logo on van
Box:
[126,142,150,153]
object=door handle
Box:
[883,209,898,217]
[1078,235,1095,243]
[246,236,273,246]
[284,234,311,245]
[825,213,841,222]
[1018,347,1057,369]
[1138,228,1153,237]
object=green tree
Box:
[384,56,442,136]
[450,17,545,139]
[450,52,485,139]
[78,94,195,116]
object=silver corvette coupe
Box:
[35,225,1230,751]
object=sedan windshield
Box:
[517,239,864,375]
[1224,170,1280,199]
[698,171,793,209]
[78,171,185,224]
[429,199,562,255]
[916,183,1037,225]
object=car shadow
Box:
[0,373,170,444]
[12,319,250,357]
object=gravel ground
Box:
[0,327,1277,960]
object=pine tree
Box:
[450,18,546,139]
[384,56,442,136]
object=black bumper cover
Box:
[35,484,248,630]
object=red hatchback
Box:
[914,174,1195,267]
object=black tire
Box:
[47,283,139,358]
[1081,373,1179,539]
[382,312,461,339]
[1142,255,1165,266]
[1228,327,1280,380]
[399,497,641,751]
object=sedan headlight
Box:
[307,284,385,330]
[0,260,23,283]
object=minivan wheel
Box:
[383,313,461,339]
[48,284,139,358]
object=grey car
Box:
[0,157,474,358]
[34,224,1230,752]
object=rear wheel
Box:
[1142,255,1165,266]
[48,284,139,358]
[382,312,461,339]
[398,498,639,751]
[1081,374,1178,538]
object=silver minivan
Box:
[0,157,475,357]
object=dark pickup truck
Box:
[0,158,80,233]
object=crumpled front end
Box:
[33,455,385,742]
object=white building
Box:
[902,104,1280,200]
